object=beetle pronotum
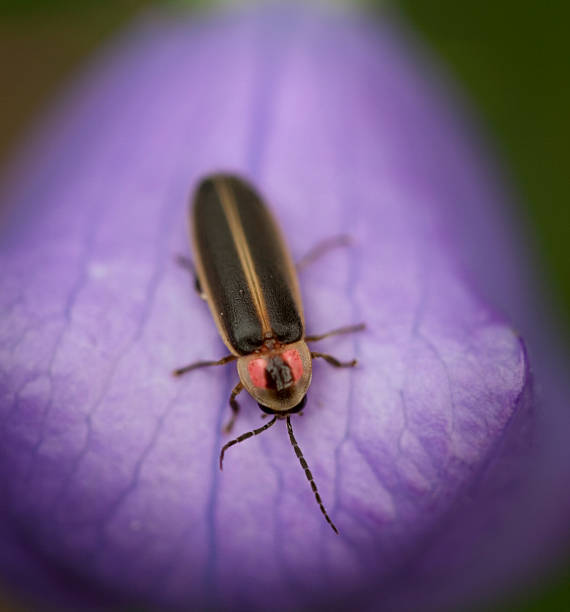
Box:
[174,173,364,533]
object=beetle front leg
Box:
[311,351,357,368]
[223,381,244,433]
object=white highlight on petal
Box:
[88,262,109,279]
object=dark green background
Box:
[0,1,568,610]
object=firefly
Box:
[174,174,364,533]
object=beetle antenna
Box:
[219,416,277,470]
[286,416,339,534]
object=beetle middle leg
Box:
[223,381,244,433]
[175,254,205,299]
[307,323,364,369]
[296,234,352,271]
[173,354,236,377]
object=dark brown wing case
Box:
[192,174,304,355]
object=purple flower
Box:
[0,5,567,611]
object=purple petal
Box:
[0,5,565,611]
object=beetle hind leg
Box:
[296,234,352,271]
[305,323,365,342]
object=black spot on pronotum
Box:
[265,355,293,392]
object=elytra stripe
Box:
[214,178,272,335]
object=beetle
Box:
[174,173,364,533]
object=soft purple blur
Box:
[0,5,567,612]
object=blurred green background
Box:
[0,0,568,610]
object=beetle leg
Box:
[194,276,205,298]
[172,354,236,377]
[311,351,357,368]
[305,323,365,342]
[175,254,194,272]
[175,254,206,299]
[296,234,352,271]
[223,381,244,433]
